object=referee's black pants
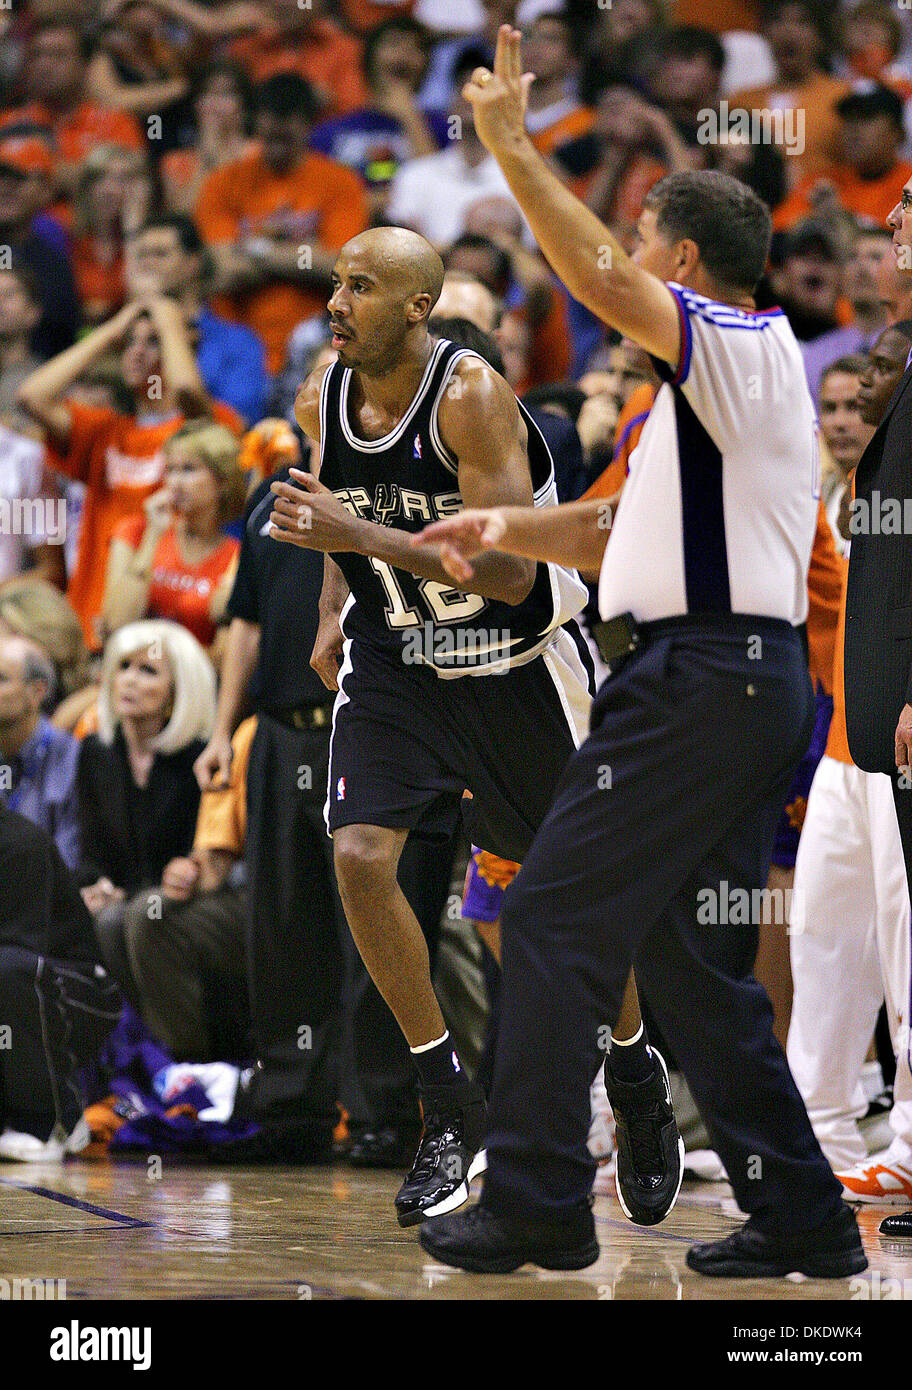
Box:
[484,616,845,1235]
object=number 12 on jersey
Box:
[368,556,487,628]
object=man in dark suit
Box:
[844,174,912,1237]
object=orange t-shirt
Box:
[195,149,369,373]
[824,554,852,765]
[772,160,912,231]
[71,235,125,323]
[530,106,596,157]
[46,399,243,649]
[583,382,656,502]
[729,72,851,189]
[224,21,369,117]
[112,514,240,648]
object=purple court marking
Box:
[0,1176,154,1230]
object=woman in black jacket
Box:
[77,619,216,1002]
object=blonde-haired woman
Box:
[101,420,247,665]
[71,145,153,326]
[76,619,215,1002]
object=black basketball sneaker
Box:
[395,1082,487,1228]
[604,1047,684,1226]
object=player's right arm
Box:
[415,496,614,585]
[293,364,349,690]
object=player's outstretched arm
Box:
[464,26,680,367]
[415,496,612,584]
[271,361,541,606]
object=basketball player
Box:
[267,225,683,1230]
[410,29,865,1277]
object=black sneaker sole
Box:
[396,1150,487,1228]
[418,1229,601,1274]
[685,1245,869,1279]
[611,1049,685,1227]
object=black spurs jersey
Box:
[317,337,587,675]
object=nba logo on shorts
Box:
[413,434,422,459]
[337,776,346,801]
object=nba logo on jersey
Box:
[337,776,346,801]
[452,1051,461,1073]
[413,434,422,459]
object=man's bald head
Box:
[0,632,56,730]
[340,227,444,310]
[434,273,502,333]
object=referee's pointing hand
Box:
[462,25,534,155]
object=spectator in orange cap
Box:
[0,135,81,360]
[0,18,144,227]
[195,73,368,375]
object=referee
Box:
[417,28,865,1278]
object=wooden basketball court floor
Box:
[2,1160,912,1300]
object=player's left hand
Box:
[269,468,361,552]
[895,702,912,774]
[463,26,534,155]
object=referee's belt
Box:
[591,612,641,674]
[267,703,335,732]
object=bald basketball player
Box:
[268,227,682,1230]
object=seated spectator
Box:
[71,144,151,326]
[816,353,871,553]
[433,269,500,332]
[0,417,65,588]
[86,0,192,153]
[118,716,255,1060]
[16,294,243,650]
[0,266,42,431]
[102,419,245,653]
[0,632,80,869]
[0,575,92,707]
[0,17,145,227]
[0,136,81,360]
[773,86,912,232]
[556,86,691,249]
[447,223,571,385]
[646,24,726,152]
[126,213,270,425]
[729,0,851,191]
[220,0,370,119]
[878,247,912,323]
[309,17,449,225]
[522,11,594,155]
[770,218,847,346]
[802,223,892,401]
[75,619,215,1002]
[841,1,912,108]
[579,0,667,106]
[160,62,258,217]
[385,46,528,249]
[195,72,368,375]
[0,804,121,1161]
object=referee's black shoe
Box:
[418,1200,599,1273]
[394,1082,487,1228]
[686,1204,867,1278]
[604,1047,684,1226]
[879,1209,912,1237]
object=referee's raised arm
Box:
[463,26,682,366]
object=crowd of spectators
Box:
[1,0,912,1194]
